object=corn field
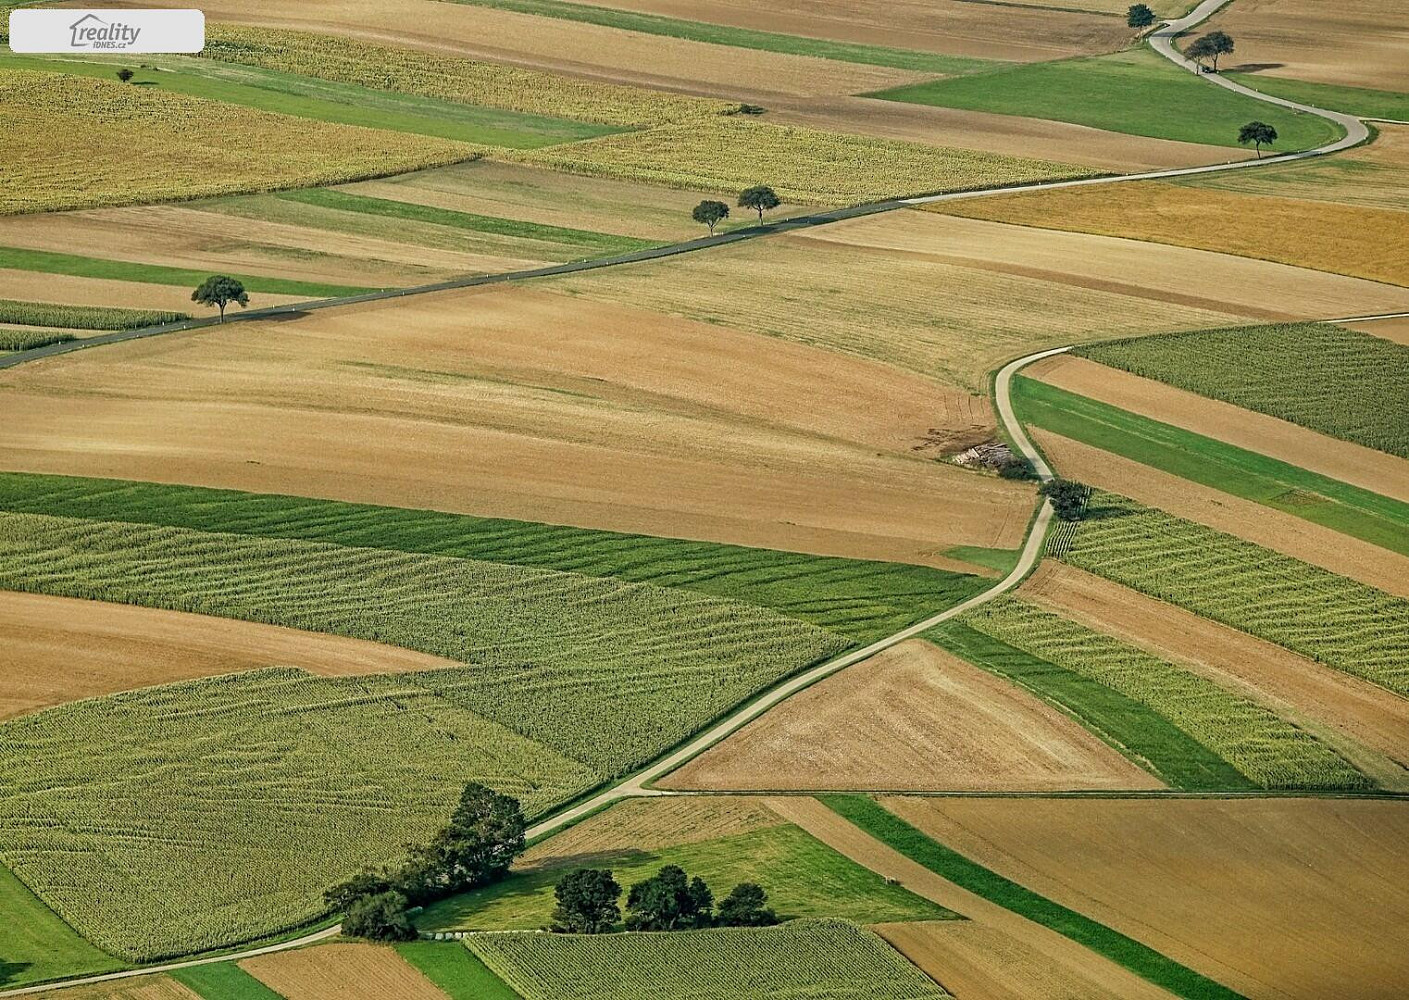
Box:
[0,329,74,351]
[0,299,186,331]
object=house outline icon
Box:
[68,12,111,46]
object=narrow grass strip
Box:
[0,246,374,298]
[927,621,1250,791]
[1227,74,1409,123]
[1013,376,1409,556]
[396,941,520,1000]
[0,299,187,331]
[441,0,994,75]
[817,795,1247,1000]
[277,188,656,255]
[172,963,285,1000]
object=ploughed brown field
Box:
[240,944,450,1000]
[0,590,461,720]
[659,639,1161,792]
[46,978,202,1000]
[0,285,1031,567]
[882,796,1409,999]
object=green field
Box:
[0,300,187,331]
[418,820,948,931]
[0,53,616,148]
[1229,74,1409,123]
[172,963,285,1000]
[467,919,951,1000]
[0,864,122,988]
[1077,323,1409,459]
[928,622,1252,790]
[0,473,984,644]
[956,597,1367,789]
[0,329,74,352]
[1061,492,1409,697]
[819,797,1244,1000]
[397,942,520,1000]
[0,246,373,299]
[443,0,993,75]
[1011,377,1409,555]
[871,48,1341,151]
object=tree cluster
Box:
[692,185,783,235]
[1039,478,1089,522]
[1186,31,1234,73]
[326,783,526,942]
[552,864,777,934]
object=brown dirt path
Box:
[763,797,1175,1000]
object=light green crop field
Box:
[0,473,984,644]
[1229,75,1409,124]
[397,942,520,1000]
[172,962,285,1000]
[0,863,123,988]
[871,48,1342,151]
[418,822,946,932]
[466,919,951,1000]
[957,597,1367,790]
[1076,323,1409,459]
[0,300,187,332]
[1062,492,1409,697]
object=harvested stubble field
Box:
[0,268,307,315]
[1078,323,1409,459]
[1062,492,1409,697]
[660,639,1160,792]
[467,919,950,1000]
[958,596,1367,790]
[883,797,1409,1000]
[240,944,452,1000]
[0,287,1032,566]
[43,979,202,1000]
[0,71,477,215]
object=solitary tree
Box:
[1203,30,1235,72]
[626,865,714,931]
[715,883,777,927]
[115,67,135,83]
[1126,4,1155,29]
[738,185,781,224]
[1238,120,1278,157]
[552,869,622,933]
[191,275,248,323]
[1039,479,1088,522]
[692,199,730,236]
[342,891,417,942]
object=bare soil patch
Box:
[241,944,450,1000]
[884,796,1409,999]
[1030,354,1409,503]
[1346,316,1409,346]
[1022,563,1409,791]
[0,285,1029,566]
[0,590,461,720]
[1033,429,1409,597]
[660,639,1159,792]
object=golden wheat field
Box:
[1,70,478,214]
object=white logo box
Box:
[8,8,205,54]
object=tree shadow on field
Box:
[1226,63,1285,74]
[0,962,32,987]
[1082,500,1141,522]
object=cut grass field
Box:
[1062,492,1409,698]
[1231,75,1409,124]
[1,70,477,215]
[0,863,122,989]
[821,796,1244,1000]
[0,300,187,331]
[872,48,1341,151]
[467,919,950,1000]
[170,963,284,1000]
[396,942,519,1000]
[1012,376,1409,556]
[1077,323,1409,459]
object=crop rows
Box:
[960,597,1368,789]
[0,667,598,960]
[466,919,950,1000]
[1062,492,1409,697]
[0,329,74,351]
[1078,322,1409,458]
[0,511,847,773]
[0,299,187,331]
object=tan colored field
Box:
[1348,316,1409,345]
[0,285,1030,566]
[935,180,1409,286]
[1029,355,1409,503]
[1033,430,1409,597]
[1204,0,1409,92]
[0,590,461,720]
[0,268,306,315]
[49,977,201,1000]
[884,796,1409,999]
[660,639,1160,792]
[241,944,449,1000]
[558,0,1134,62]
[766,797,1173,1000]
[1022,563,1409,791]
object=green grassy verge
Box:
[1228,74,1409,122]
[1012,377,1409,556]
[0,53,615,148]
[818,796,1246,1000]
[0,299,187,331]
[0,329,75,352]
[172,962,285,999]
[442,0,994,75]
[0,473,984,644]
[0,246,373,299]
[870,48,1341,150]
[397,941,521,1000]
[941,545,1020,574]
[276,188,657,256]
[0,863,122,988]
[927,622,1252,790]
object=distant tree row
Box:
[692,185,783,235]
[552,864,777,934]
